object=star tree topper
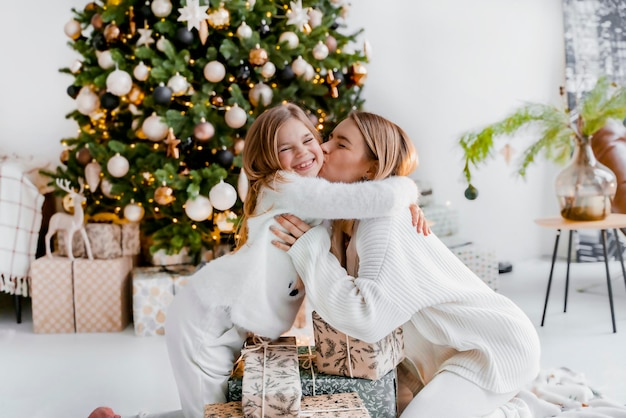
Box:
[178,0,210,32]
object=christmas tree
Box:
[51,0,368,262]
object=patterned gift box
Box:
[132,264,196,336]
[57,222,140,259]
[312,311,404,380]
[204,401,243,418]
[422,203,459,237]
[449,243,499,291]
[241,336,301,418]
[205,393,370,418]
[229,346,397,418]
[300,392,371,417]
[30,256,133,333]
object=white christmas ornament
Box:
[64,19,82,39]
[209,180,237,211]
[237,169,248,202]
[291,56,307,76]
[133,61,150,81]
[184,195,213,221]
[70,60,83,74]
[123,202,145,222]
[224,105,247,129]
[100,179,116,198]
[96,50,115,69]
[106,69,133,96]
[142,113,170,141]
[156,37,169,52]
[85,160,102,191]
[312,42,329,60]
[249,83,273,107]
[261,62,276,78]
[203,61,226,83]
[107,153,130,178]
[286,0,309,31]
[303,63,315,81]
[237,21,252,39]
[167,73,188,96]
[136,27,155,47]
[76,87,100,115]
[177,0,210,31]
[278,31,299,49]
[151,0,173,17]
[308,8,323,28]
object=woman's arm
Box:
[273,171,418,220]
[283,218,415,343]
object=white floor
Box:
[1,257,626,418]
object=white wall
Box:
[0,0,565,262]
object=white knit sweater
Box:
[188,172,418,339]
[287,209,541,394]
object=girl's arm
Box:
[274,171,418,220]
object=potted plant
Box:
[459,76,626,221]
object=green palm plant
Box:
[459,77,626,202]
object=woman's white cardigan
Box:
[287,209,541,394]
[188,172,418,339]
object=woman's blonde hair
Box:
[236,103,321,248]
[347,111,418,179]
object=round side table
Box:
[535,214,626,333]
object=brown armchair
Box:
[592,119,626,220]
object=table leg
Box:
[601,229,617,333]
[564,230,573,313]
[541,229,561,327]
[14,293,22,324]
[614,229,626,291]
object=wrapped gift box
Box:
[229,346,397,418]
[204,401,243,418]
[448,242,499,291]
[422,203,459,237]
[312,311,404,380]
[30,256,133,333]
[300,392,371,417]
[57,222,140,259]
[241,336,301,418]
[132,264,196,336]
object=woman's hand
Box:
[270,214,313,251]
[410,204,431,236]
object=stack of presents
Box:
[206,311,404,417]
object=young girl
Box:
[272,111,547,417]
[161,103,420,418]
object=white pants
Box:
[400,371,517,418]
[164,284,248,418]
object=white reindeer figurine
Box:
[45,178,93,260]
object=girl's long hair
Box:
[236,103,321,248]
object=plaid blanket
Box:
[0,162,44,296]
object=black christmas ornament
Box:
[236,61,251,81]
[67,85,81,99]
[175,27,195,46]
[332,70,345,86]
[330,20,339,30]
[277,64,295,82]
[258,19,270,37]
[100,92,120,110]
[464,185,479,200]
[92,32,108,51]
[214,148,234,168]
[179,136,194,153]
[153,85,173,105]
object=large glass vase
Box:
[555,137,617,221]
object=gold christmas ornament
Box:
[326,71,341,99]
[90,13,104,30]
[128,85,145,105]
[107,0,122,6]
[64,19,82,40]
[233,138,245,154]
[165,128,181,159]
[207,4,230,29]
[84,2,98,12]
[199,20,209,45]
[104,22,121,42]
[210,94,224,107]
[60,149,70,165]
[154,184,175,205]
[249,45,269,66]
[349,62,368,87]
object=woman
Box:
[271,111,546,417]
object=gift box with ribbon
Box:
[241,336,302,418]
[30,256,133,333]
[132,264,196,336]
[229,346,397,418]
[203,401,243,418]
[300,392,371,417]
[312,311,404,380]
[57,214,140,260]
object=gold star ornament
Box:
[165,128,181,159]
